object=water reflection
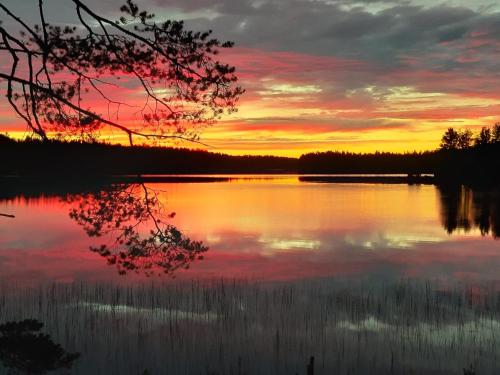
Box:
[438,186,500,239]
[65,184,208,277]
[2,178,500,284]
[2,179,500,373]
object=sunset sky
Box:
[2,0,500,156]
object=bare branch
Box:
[0,1,243,145]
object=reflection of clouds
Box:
[2,182,500,285]
[206,231,322,253]
[204,230,262,252]
[70,302,219,323]
[344,232,445,250]
[200,226,500,283]
[205,234,222,243]
[336,316,500,348]
[258,236,321,251]
[7,279,500,374]
[336,316,391,332]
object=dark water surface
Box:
[0,176,499,374]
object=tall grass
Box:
[1,279,499,374]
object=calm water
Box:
[1,177,500,374]
[0,176,498,285]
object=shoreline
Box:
[0,173,436,184]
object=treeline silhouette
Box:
[298,144,500,184]
[435,125,500,185]
[298,151,438,174]
[434,143,500,185]
[299,124,500,184]
[0,135,296,175]
[440,124,500,150]
[1,127,500,184]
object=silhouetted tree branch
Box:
[0,0,243,145]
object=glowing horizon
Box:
[2,0,500,157]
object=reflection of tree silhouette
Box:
[0,319,79,374]
[66,184,208,276]
[438,186,500,239]
[473,191,491,236]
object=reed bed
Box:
[1,279,500,374]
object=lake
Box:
[1,176,498,284]
[0,176,499,374]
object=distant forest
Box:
[0,134,296,175]
[299,146,500,184]
[1,124,499,185]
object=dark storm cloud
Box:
[3,0,499,70]
[144,0,500,71]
